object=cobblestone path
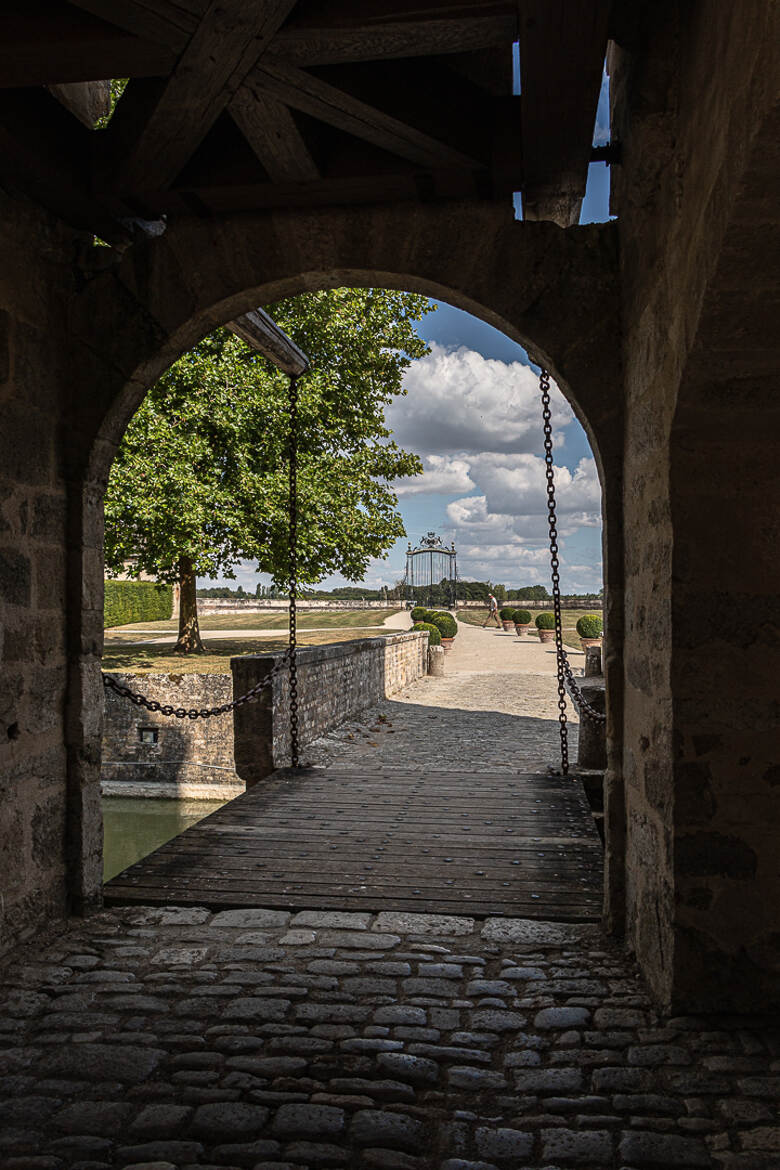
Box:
[306,615,581,774]
[305,674,578,774]
[2,906,779,1170]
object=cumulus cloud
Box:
[470,453,601,518]
[387,342,572,455]
[444,454,602,587]
[394,455,475,497]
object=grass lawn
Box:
[109,607,401,633]
[102,628,395,675]
[456,607,603,651]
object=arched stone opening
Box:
[65,213,624,937]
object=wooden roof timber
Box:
[106,0,298,193]
[0,1,611,235]
[518,0,610,227]
[227,307,309,376]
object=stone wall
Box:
[0,198,78,955]
[610,0,780,1010]
[232,632,428,786]
[101,633,427,797]
[101,674,242,799]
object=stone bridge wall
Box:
[101,674,241,800]
[232,632,428,786]
[101,632,428,799]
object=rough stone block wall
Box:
[233,633,427,786]
[102,674,242,799]
[611,0,780,1009]
[0,199,77,957]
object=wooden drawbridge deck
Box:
[104,766,603,921]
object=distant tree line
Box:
[195,580,602,603]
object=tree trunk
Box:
[174,555,205,653]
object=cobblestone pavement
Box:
[304,680,578,773]
[303,612,578,774]
[2,907,779,1170]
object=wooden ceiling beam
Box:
[139,165,499,216]
[518,0,610,226]
[229,88,320,182]
[106,0,297,193]
[268,13,518,67]
[0,3,176,87]
[48,81,111,128]
[66,0,202,53]
[246,61,482,170]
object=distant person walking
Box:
[483,592,501,628]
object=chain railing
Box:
[539,368,607,777]
[102,635,292,717]
[287,372,300,767]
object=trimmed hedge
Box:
[104,580,173,629]
[429,612,457,639]
[410,606,431,623]
[576,613,603,639]
[499,607,515,621]
[412,621,442,646]
[513,609,533,625]
[535,611,556,630]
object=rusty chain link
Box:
[539,368,606,778]
[102,649,291,718]
[287,373,300,767]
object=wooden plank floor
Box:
[104,767,603,921]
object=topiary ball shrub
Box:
[576,613,603,639]
[412,621,441,646]
[535,612,556,629]
[513,609,533,625]
[429,612,457,639]
[410,606,430,623]
[499,607,516,621]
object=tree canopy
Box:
[104,288,433,650]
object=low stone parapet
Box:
[232,632,428,786]
[101,673,243,799]
[102,632,428,796]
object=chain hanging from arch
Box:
[539,368,606,777]
[103,372,303,772]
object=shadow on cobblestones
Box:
[307,694,578,774]
[1,908,779,1169]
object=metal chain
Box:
[287,373,300,767]
[540,368,571,774]
[539,369,607,776]
[102,650,291,718]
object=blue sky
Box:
[206,71,612,596]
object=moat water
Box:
[102,797,227,882]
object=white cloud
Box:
[387,342,572,455]
[470,453,601,519]
[394,454,475,497]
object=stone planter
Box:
[537,628,555,643]
[514,623,531,637]
[501,620,514,631]
[440,636,454,651]
[580,636,603,654]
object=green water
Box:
[102,797,227,882]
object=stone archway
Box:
[64,201,625,937]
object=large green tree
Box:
[104,289,432,652]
